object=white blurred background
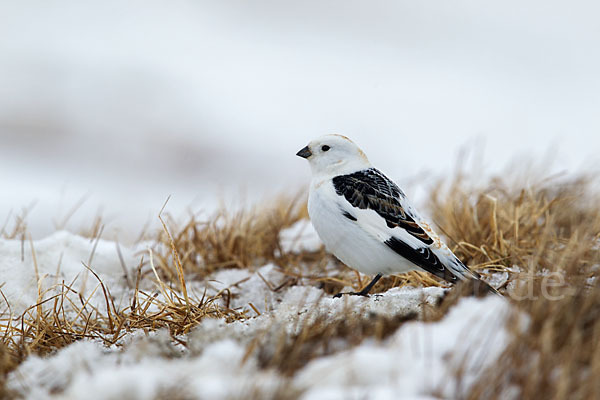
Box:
[1,0,599,240]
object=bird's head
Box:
[296,134,371,176]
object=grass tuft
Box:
[428,171,600,399]
[153,196,308,279]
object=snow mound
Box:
[2,231,514,399]
[295,295,511,399]
[9,337,284,400]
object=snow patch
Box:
[279,219,323,254]
[0,231,141,315]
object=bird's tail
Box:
[469,272,502,297]
[450,256,501,297]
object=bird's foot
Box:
[333,291,369,298]
[332,274,383,298]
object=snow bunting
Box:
[296,134,495,296]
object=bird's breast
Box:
[308,180,345,247]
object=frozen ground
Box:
[2,224,513,399]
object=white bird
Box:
[296,134,494,296]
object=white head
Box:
[296,134,371,177]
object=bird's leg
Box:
[333,274,383,298]
[356,273,383,295]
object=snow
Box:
[295,296,511,399]
[0,231,141,316]
[2,231,515,399]
[9,337,284,400]
[279,220,323,254]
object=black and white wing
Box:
[332,168,473,282]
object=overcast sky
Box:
[1,0,599,238]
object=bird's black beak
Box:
[296,146,312,159]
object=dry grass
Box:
[153,196,309,278]
[1,169,599,399]
[428,172,600,399]
[0,275,242,354]
[429,173,598,280]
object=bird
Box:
[296,134,495,297]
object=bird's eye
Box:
[321,145,330,152]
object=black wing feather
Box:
[384,237,458,282]
[332,169,434,245]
